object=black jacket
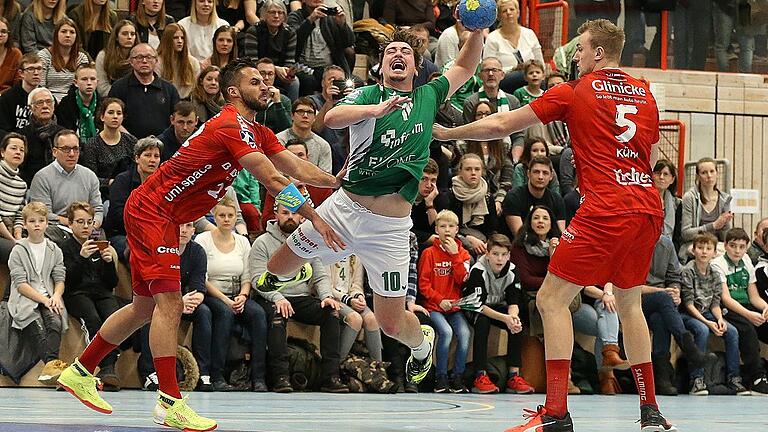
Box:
[286,7,355,74]
[61,236,119,298]
[130,14,176,46]
[157,125,181,162]
[108,72,180,139]
[55,84,99,136]
[0,83,31,137]
[103,166,141,237]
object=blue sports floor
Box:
[0,388,765,431]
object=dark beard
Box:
[279,220,298,234]
[242,92,268,111]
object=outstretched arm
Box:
[268,149,340,188]
[324,95,412,129]
[443,30,485,98]
[433,105,541,141]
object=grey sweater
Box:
[249,220,333,303]
[679,186,731,260]
[646,235,682,289]
[28,162,104,225]
[7,238,67,330]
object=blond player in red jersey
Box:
[434,20,677,432]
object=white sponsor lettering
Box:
[156,246,180,254]
[164,164,213,202]
[592,80,647,96]
[380,123,424,149]
[616,147,639,159]
[613,167,653,187]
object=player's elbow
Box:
[323,108,346,129]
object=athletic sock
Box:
[79,333,118,374]
[365,329,383,362]
[631,362,658,409]
[411,335,431,361]
[154,356,182,399]
[544,359,571,418]
[339,325,359,360]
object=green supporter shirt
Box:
[440,60,480,111]
[512,86,543,106]
[712,254,756,306]
[339,76,451,203]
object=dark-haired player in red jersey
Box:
[57,56,344,432]
[434,20,677,432]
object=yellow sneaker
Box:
[153,391,217,432]
[57,359,113,414]
[256,263,313,293]
[38,359,69,385]
[405,325,435,385]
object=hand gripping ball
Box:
[457,0,497,31]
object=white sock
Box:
[411,336,431,361]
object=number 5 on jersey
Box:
[615,104,638,143]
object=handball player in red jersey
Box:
[57,56,344,431]
[434,20,677,432]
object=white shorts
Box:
[287,189,412,298]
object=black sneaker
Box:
[142,372,159,391]
[450,374,468,393]
[320,376,349,393]
[689,376,708,395]
[272,375,293,393]
[251,380,268,392]
[213,379,235,392]
[639,405,678,431]
[751,376,768,395]
[196,375,213,392]
[404,381,419,393]
[504,406,574,432]
[434,374,449,393]
[728,375,751,395]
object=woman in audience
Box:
[68,0,118,60]
[190,64,223,122]
[18,0,66,53]
[483,0,544,94]
[0,0,21,46]
[196,197,268,392]
[178,0,229,61]
[510,205,561,294]
[462,102,514,215]
[512,136,561,196]
[240,0,298,100]
[0,133,27,263]
[61,201,121,391]
[679,157,732,261]
[95,20,137,97]
[0,16,22,93]
[216,0,258,31]
[80,98,137,201]
[156,23,200,99]
[131,0,175,49]
[653,159,679,239]
[445,153,498,255]
[38,18,89,102]
[200,24,236,69]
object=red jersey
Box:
[529,68,663,217]
[132,104,285,223]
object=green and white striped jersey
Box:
[339,76,450,203]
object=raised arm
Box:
[443,30,485,98]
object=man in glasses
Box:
[28,129,103,245]
[0,53,43,138]
[108,44,180,139]
[275,97,332,173]
[19,88,64,185]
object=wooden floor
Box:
[1,388,766,431]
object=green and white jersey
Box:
[339,76,450,203]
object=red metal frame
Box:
[530,1,569,62]
[659,120,687,197]
[660,10,669,70]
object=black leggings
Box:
[472,305,524,372]
[64,292,120,367]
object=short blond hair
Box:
[214,196,238,213]
[435,209,459,226]
[22,202,48,221]
[577,19,625,62]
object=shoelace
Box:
[522,406,546,420]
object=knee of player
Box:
[377,314,402,337]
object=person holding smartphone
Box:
[61,201,121,390]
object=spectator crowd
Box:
[0,0,766,399]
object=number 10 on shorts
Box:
[382,271,403,291]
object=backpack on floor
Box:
[287,337,321,391]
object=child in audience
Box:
[680,232,748,396]
[512,60,545,106]
[711,228,768,394]
[418,210,471,393]
[461,233,534,394]
[328,254,383,361]
[7,202,67,385]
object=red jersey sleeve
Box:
[214,123,285,161]
[254,124,286,157]
[529,82,576,124]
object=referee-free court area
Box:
[0,388,764,431]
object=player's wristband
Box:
[275,183,307,213]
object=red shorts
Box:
[549,213,662,289]
[124,196,181,297]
